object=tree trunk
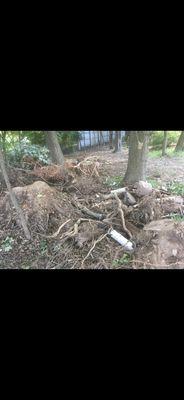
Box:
[0,131,7,161]
[46,131,65,165]
[109,131,113,149]
[0,148,31,240]
[175,131,184,152]
[162,131,168,156]
[99,131,104,147]
[123,131,149,184]
[114,131,122,153]
[125,131,130,146]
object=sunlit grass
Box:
[149,147,184,158]
[167,182,184,196]
[147,178,161,188]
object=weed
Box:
[112,254,132,266]
[104,176,122,188]
[0,236,14,253]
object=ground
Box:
[1,146,184,269]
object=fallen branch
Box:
[71,199,105,221]
[104,187,127,200]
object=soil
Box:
[1,146,184,269]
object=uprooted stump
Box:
[30,164,75,184]
[0,181,74,233]
[30,158,101,185]
[134,219,184,268]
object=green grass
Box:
[112,254,132,266]
[104,175,122,188]
[170,214,184,222]
[167,182,184,196]
[147,179,161,189]
[149,147,184,158]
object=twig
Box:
[81,229,111,267]
[38,219,71,239]
[60,218,92,240]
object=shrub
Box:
[7,138,51,165]
[149,131,181,149]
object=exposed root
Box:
[39,219,71,239]
[114,193,132,238]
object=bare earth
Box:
[74,147,184,184]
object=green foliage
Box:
[149,147,184,159]
[147,179,161,188]
[170,214,184,222]
[7,138,51,165]
[149,131,181,150]
[58,131,81,153]
[40,240,48,255]
[0,131,81,161]
[104,175,122,188]
[167,182,184,196]
[112,254,132,266]
[0,237,14,253]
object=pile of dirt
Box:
[1,168,184,269]
[134,219,184,268]
[0,181,76,233]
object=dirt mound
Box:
[134,219,184,268]
[0,181,75,233]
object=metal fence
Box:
[78,131,125,150]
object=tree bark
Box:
[46,131,65,165]
[99,131,104,147]
[123,131,149,184]
[162,131,168,156]
[114,131,122,153]
[0,148,31,240]
[175,131,184,152]
[0,131,7,161]
[109,131,113,149]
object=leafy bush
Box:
[149,131,181,149]
[7,138,51,165]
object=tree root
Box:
[114,193,132,239]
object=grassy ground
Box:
[149,148,184,158]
